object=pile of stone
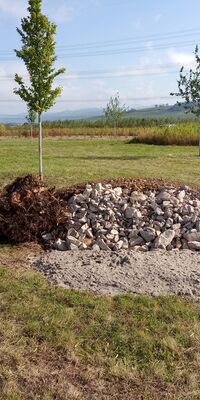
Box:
[44,182,200,252]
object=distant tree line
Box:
[42,117,193,129]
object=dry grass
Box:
[1,122,199,145]
[131,123,199,146]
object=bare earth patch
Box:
[32,249,200,300]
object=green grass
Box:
[0,265,199,399]
[0,138,200,189]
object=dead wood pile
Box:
[0,175,69,243]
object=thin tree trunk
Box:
[114,120,117,136]
[38,112,43,180]
[199,125,200,156]
[30,124,33,140]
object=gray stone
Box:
[95,183,102,192]
[129,237,144,247]
[184,231,200,242]
[125,207,142,219]
[188,241,200,251]
[130,192,147,204]
[129,229,139,239]
[140,229,156,242]
[196,219,200,232]
[76,194,86,204]
[67,228,79,239]
[96,238,111,251]
[42,233,52,241]
[193,199,200,208]
[156,191,171,202]
[69,243,79,251]
[67,236,82,247]
[162,201,171,208]
[85,229,94,239]
[92,244,101,252]
[53,239,68,251]
[114,240,124,250]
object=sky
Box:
[0,0,200,115]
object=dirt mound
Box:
[0,175,69,243]
[57,177,200,202]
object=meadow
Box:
[0,137,200,189]
[0,137,200,399]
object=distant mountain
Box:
[0,108,103,124]
[0,103,195,124]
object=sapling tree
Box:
[14,0,66,179]
[171,45,200,155]
[26,107,36,139]
[104,93,127,135]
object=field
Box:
[0,137,200,399]
[0,121,199,146]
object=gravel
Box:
[32,249,200,300]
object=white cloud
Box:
[51,5,75,24]
[154,13,162,22]
[0,0,26,18]
[134,19,142,29]
[168,50,195,68]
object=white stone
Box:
[154,229,175,249]
[177,190,185,201]
[114,187,123,197]
[114,240,124,250]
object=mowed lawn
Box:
[0,138,200,189]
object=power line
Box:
[0,62,187,82]
[56,28,200,50]
[0,70,183,82]
[0,27,198,54]
[56,39,200,58]
[0,39,197,61]
[0,29,199,61]
[0,96,172,103]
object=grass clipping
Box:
[0,175,69,243]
